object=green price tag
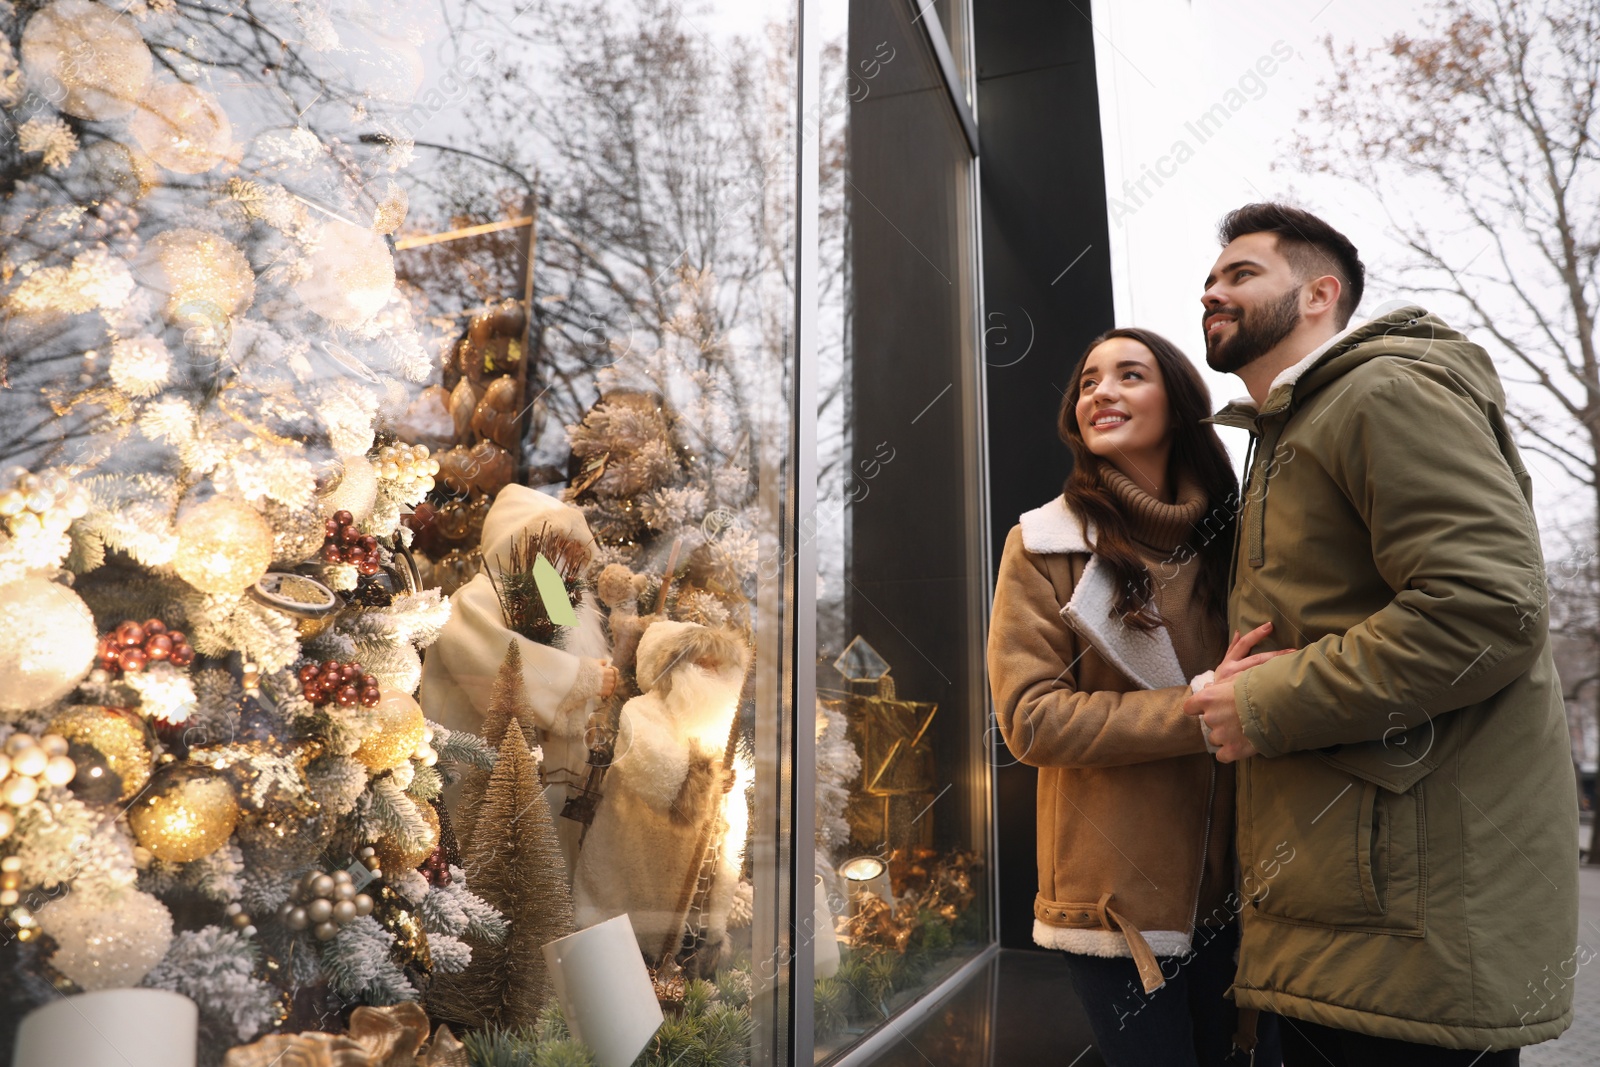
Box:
[533,553,578,627]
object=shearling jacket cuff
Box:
[1189,671,1218,754]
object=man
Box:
[1183,203,1577,1065]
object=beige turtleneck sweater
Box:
[1097,463,1227,677]
[1098,461,1235,925]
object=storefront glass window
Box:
[810,0,991,1061]
[0,1,804,1064]
[0,0,992,1060]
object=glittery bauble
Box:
[295,219,396,327]
[37,888,172,990]
[0,577,97,713]
[21,0,154,121]
[319,453,377,525]
[130,81,233,174]
[373,800,439,872]
[234,808,329,868]
[136,227,255,322]
[127,764,239,862]
[353,689,427,772]
[261,499,330,567]
[46,705,152,801]
[80,140,157,201]
[174,498,274,595]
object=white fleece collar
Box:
[1016,495,1188,691]
[1018,494,1092,555]
[1223,313,1375,414]
[1266,316,1366,394]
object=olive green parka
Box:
[1211,306,1577,1049]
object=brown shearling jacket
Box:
[988,495,1233,993]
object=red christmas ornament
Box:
[320,510,385,570]
[98,617,194,676]
[297,660,381,708]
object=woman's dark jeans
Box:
[1060,922,1281,1066]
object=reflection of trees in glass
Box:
[0,0,432,474]
[390,0,798,483]
[815,34,853,662]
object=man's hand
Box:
[1214,622,1295,684]
[598,661,620,700]
[1183,676,1259,763]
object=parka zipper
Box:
[1225,431,1259,599]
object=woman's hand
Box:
[1213,621,1295,684]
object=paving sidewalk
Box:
[1522,861,1600,1066]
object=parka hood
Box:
[1210,304,1494,431]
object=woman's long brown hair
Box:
[1057,327,1239,631]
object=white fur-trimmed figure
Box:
[571,619,749,964]
[419,484,616,871]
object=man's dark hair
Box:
[1219,203,1365,327]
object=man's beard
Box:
[1205,286,1302,373]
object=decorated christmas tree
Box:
[451,640,533,861]
[0,0,505,1061]
[428,718,574,1031]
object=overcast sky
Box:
[1089,0,1584,547]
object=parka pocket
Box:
[1242,755,1425,936]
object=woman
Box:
[987,327,1286,1066]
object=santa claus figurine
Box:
[571,619,749,966]
[419,484,618,870]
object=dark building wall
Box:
[974,3,1117,949]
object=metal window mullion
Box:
[956,0,1000,966]
[907,0,978,156]
[789,0,823,1060]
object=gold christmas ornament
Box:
[260,500,331,567]
[20,0,153,121]
[320,453,378,525]
[231,791,330,864]
[373,799,439,872]
[0,577,98,713]
[136,227,255,322]
[130,80,233,174]
[45,705,152,801]
[295,219,396,327]
[174,498,274,595]
[353,689,426,772]
[127,763,239,862]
